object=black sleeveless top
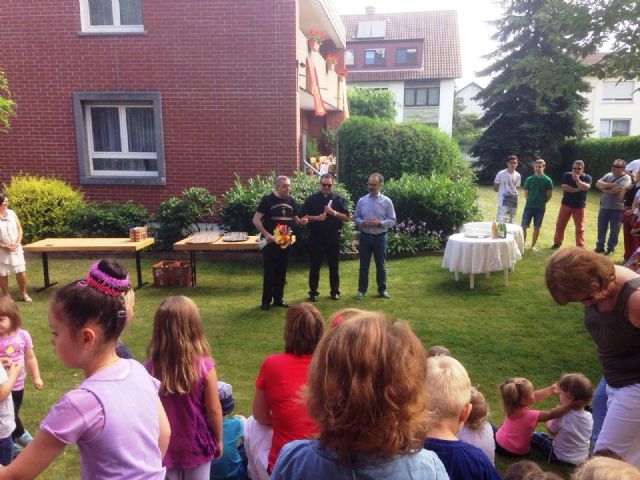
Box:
[584,277,640,388]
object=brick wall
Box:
[0,0,299,210]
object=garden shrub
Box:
[3,174,85,243]
[69,201,150,237]
[383,173,480,241]
[556,135,640,182]
[337,117,462,198]
[220,171,356,253]
[154,187,217,249]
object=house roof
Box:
[582,52,607,66]
[341,10,461,82]
[458,81,483,93]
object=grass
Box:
[13,185,611,479]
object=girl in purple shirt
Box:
[146,296,223,480]
[0,259,170,479]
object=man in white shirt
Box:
[493,155,521,223]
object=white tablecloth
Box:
[441,233,522,288]
[462,222,525,255]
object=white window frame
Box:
[79,0,144,33]
[85,104,157,177]
[345,50,355,66]
[395,48,417,65]
[73,92,165,186]
[364,49,386,66]
[599,119,631,138]
[404,87,440,107]
[602,81,634,102]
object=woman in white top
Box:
[0,194,30,302]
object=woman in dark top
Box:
[546,247,640,467]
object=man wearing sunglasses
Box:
[551,160,592,249]
[595,159,631,255]
[301,174,350,302]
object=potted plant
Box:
[325,54,338,71]
[336,68,349,79]
[307,29,324,52]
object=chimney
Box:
[365,6,375,15]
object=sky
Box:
[337,0,504,88]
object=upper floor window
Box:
[599,119,630,138]
[602,81,634,102]
[364,49,385,66]
[345,50,355,66]
[404,87,440,107]
[80,0,144,33]
[73,92,165,185]
[396,48,417,65]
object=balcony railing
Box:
[297,30,342,111]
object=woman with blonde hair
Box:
[572,456,640,480]
[546,247,640,467]
[270,311,448,479]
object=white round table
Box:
[462,222,525,255]
[441,233,522,288]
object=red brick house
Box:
[341,7,461,134]
[0,0,347,209]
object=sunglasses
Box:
[321,183,333,187]
[572,167,583,170]
[612,165,624,168]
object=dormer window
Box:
[364,49,386,66]
[396,48,417,65]
[80,0,144,33]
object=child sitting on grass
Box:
[495,377,577,457]
[458,387,495,464]
[210,381,247,480]
[531,373,593,466]
[423,355,501,480]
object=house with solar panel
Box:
[341,6,461,134]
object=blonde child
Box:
[423,355,501,480]
[458,387,495,464]
[531,373,593,466]
[0,295,42,454]
[0,258,170,478]
[495,377,576,456]
[146,296,223,480]
[572,456,640,480]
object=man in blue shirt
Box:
[353,173,396,299]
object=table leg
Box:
[504,268,509,286]
[470,273,475,289]
[454,272,459,281]
[190,251,197,287]
[134,251,147,290]
[36,252,58,292]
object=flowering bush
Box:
[336,68,349,77]
[306,29,325,42]
[387,220,444,256]
[325,54,338,64]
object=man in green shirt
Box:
[521,159,553,252]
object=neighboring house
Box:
[340,6,461,134]
[0,0,347,209]
[582,53,640,138]
[457,82,484,115]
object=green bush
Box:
[69,201,150,237]
[220,171,356,253]
[3,174,85,243]
[346,87,396,120]
[383,173,480,238]
[153,187,217,249]
[556,135,640,182]
[337,117,462,198]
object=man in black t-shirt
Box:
[253,176,307,310]
[301,174,350,301]
[551,160,592,249]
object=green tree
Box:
[0,70,16,131]
[452,95,483,155]
[471,0,593,181]
[346,86,396,120]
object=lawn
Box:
[13,185,609,478]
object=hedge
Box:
[337,117,462,198]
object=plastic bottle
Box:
[491,220,498,239]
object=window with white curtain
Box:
[73,93,165,185]
[79,0,144,33]
[599,119,630,138]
